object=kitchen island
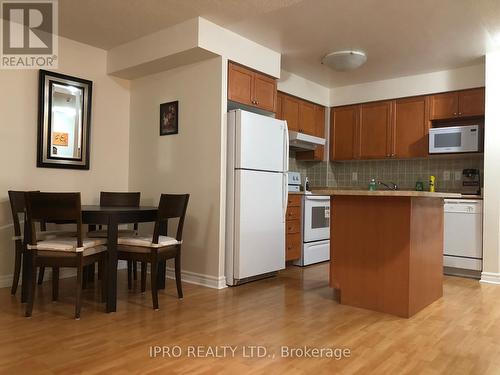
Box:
[313,189,461,318]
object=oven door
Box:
[303,195,330,242]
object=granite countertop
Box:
[311,189,462,198]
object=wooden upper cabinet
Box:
[392,96,428,159]
[227,61,277,112]
[429,92,457,120]
[253,72,277,112]
[359,101,392,159]
[331,105,359,161]
[276,92,283,120]
[314,105,326,138]
[282,95,300,132]
[429,88,484,120]
[228,63,253,106]
[458,88,484,117]
[296,104,326,161]
[298,101,316,135]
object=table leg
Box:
[106,217,118,313]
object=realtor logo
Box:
[1,0,58,68]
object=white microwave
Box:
[429,125,482,154]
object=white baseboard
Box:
[0,261,225,290]
[480,272,500,285]
[165,267,227,289]
[0,260,128,289]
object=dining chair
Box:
[117,194,189,310]
[24,192,108,319]
[8,190,77,295]
[88,192,141,289]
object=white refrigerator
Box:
[226,109,289,286]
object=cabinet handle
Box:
[255,101,259,105]
[453,112,457,116]
[287,246,293,250]
[288,226,292,231]
[458,112,462,116]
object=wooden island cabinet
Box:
[313,189,461,318]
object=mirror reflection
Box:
[50,83,83,159]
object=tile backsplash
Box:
[289,154,484,192]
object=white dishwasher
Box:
[444,199,483,277]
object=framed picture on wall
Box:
[159,101,179,136]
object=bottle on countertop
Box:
[415,181,424,191]
[369,178,377,191]
[304,177,310,192]
[429,175,436,192]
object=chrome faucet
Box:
[377,181,399,191]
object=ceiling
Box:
[56,0,500,88]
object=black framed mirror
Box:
[37,70,93,169]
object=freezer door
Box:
[233,169,285,280]
[234,110,286,172]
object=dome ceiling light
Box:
[321,50,367,71]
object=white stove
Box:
[288,172,330,266]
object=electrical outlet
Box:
[443,171,450,181]
[455,171,462,181]
[351,172,358,182]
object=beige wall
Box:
[0,37,131,284]
[128,57,224,286]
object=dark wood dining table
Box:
[21,205,164,313]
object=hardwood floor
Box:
[1,263,500,374]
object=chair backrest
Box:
[25,192,82,246]
[153,194,190,243]
[8,191,28,238]
[100,192,140,207]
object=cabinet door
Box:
[282,95,300,132]
[392,97,428,159]
[298,101,316,134]
[429,92,458,120]
[276,93,283,120]
[253,72,277,112]
[228,62,253,106]
[314,105,326,137]
[331,105,359,161]
[359,101,392,159]
[458,88,484,117]
[295,104,325,161]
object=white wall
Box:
[0,37,131,284]
[330,64,485,106]
[128,57,225,288]
[278,70,330,106]
[481,51,500,284]
[108,17,281,80]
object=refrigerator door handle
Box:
[282,121,289,223]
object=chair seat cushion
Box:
[88,229,137,238]
[27,237,107,254]
[118,235,180,248]
[37,245,106,258]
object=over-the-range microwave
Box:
[429,125,482,154]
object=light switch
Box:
[454,171,462,181]
[443,171,450,181]
[352,172,358,181]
